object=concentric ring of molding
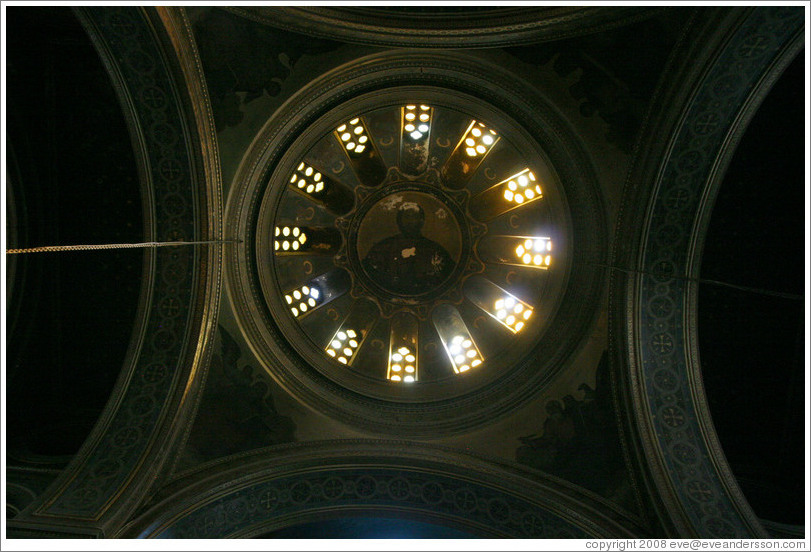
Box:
[225,49,608,437]
[226,6,662,49]
[119,440,644,538]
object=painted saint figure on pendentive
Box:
[362,202,454,295]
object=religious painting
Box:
[356,192,462,296]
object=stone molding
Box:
[119,440,644,538]
[609,6,803,538]
[7,6,222,537]
[225,7,661,49]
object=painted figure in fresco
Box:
[181,326,296,467]
[515,353,632,507]
[516,400,574,470]
[362,202,454,294]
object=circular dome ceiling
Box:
[226,52,606,435]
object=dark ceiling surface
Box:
[6,7,144,460]
[178,5,671,514]
[698,50,805,526]
[3,5,807,539]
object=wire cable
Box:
[585,261,803,301]
[6,239,241,254]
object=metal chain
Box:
[7,241,797,301]
[6,240,240,254]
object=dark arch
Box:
[609,6,803,538]
[119,441,644,538]
[6,6,223,536]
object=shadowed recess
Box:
[5,7,144,457]
[698,50,804,526]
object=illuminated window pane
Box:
[290,162,327,199]
[283,269,350,319]
[323,300,377,366]
[336,118,371,156]
[326,327,362,365]
[288,161,355,215]
[274,225,307,253]
[501,168,542,205]
[333,116,387,185]
[400,104,433,175]
[464,276,533,334]
[403,104,432,141]
[388,314,419,382]
[469,167,544,221]
[477,235,552,269]
[273,225,342,255]
[462,121,498,158]
[283,283,322,318]
[441,119,501,189]
[514,237,552,268]
[432,304,484,374]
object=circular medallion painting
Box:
[356,191,461,298]
[227,54,606,435]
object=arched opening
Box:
[698,50,805,527]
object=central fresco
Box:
[357,190,459,296]
[344,173,474,310]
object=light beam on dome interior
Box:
[289,161,354,215]
[387,313,419,382]
[400,104,433,174]
[468,168,543,221]
[441,120,499,189]
[325,300,377,366]
[283,269,350,319]
[432,304,484,374]
[463,276,533,334]
[334,117,387,186]
[477,235,552,270]
[273,225,342,255]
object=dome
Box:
[225,55,605,435]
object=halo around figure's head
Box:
[396,202,426,237]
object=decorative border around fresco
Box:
[637,6,803,537]
[37,7,201,518]
[145,467,590,539]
